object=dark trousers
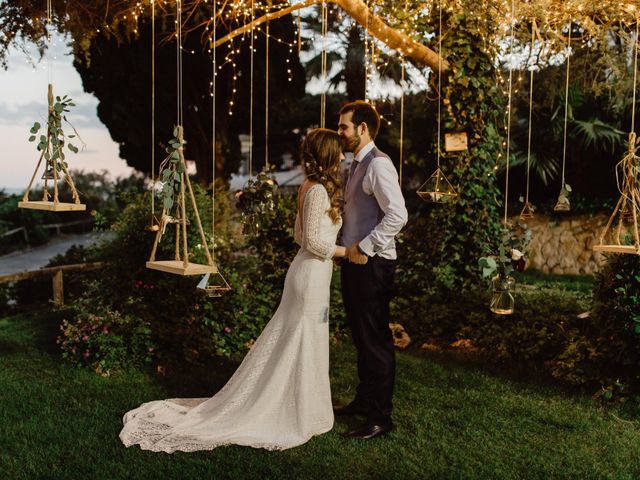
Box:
[341,256,396,425]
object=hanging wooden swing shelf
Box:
[18,200,86,212]
[20,84,85,213]
[146,260,218,276]
[146,125,230,299]
[592,133,640,255]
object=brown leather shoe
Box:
[343,422,394,439]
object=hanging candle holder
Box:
[197,272,232,298]
[519,201,535,219]
[416,167,458,203]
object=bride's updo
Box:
[300,128,342,224]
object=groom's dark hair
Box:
[339,100,381,140]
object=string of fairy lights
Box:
[14,0,639,171]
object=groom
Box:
[336,100,408,440]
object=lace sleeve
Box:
[302,185,337,259]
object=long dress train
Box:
[119,184,341,452]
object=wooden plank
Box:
[0,262,106,284]
[146,260,218,276]
[593,244,640,254]
[18,201,86,212]
[52,270,64,306]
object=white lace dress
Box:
[119,184,341,452]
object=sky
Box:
[0,35,134,192]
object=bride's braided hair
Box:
[300,128,342,224]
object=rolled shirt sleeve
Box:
[357,158,408,257]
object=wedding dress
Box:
[119,184,341,452]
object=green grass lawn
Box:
[2,310,639,480]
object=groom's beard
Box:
[341,133,360,153]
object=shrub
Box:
[57,283,155,375]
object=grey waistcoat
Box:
[341,147,391,251]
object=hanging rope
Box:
[364,8,369,101]
[320,1,328,128]
[524,21,535,210]
[265,17,270,168]
[176,0,184,127]
[436,0,443,170]
[249,0,255,177]
[631,18,638,136]
[151,0,156,219]
[560,23,572,192]
[46,0,52,84]
[399,57,405,187]
[503,0,516,225]
[211,0,217,263]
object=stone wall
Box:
[524,214,609,275]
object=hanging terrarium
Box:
[553,183,571,212]
[415,2,457,206]
[416,167,458,203]
[197,272,232,298]
[19,85,85,212]
[519,201,535,219]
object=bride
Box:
[119,128,355,452]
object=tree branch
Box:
[212,0,448,72]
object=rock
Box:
[389,323,411,349]
[449,338,476,352]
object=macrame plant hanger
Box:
[146,0,220,279]
[19,0,85,212]
[146,0,160,232]
[520,21,538,220]
[417,0,457,203]
[593,18,640,255]
[554,24,573,212]
[198,0,231,296]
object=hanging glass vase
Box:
[489,274,516,315]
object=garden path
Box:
[0,232,111,276]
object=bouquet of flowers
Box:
[478,222,532,279]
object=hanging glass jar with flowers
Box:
[234,167,278,236]
[478,223,531,315]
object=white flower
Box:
[511,249,524,261]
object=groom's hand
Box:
[346,242,368,265]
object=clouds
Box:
[0,98,104,129]
[0,35,133,188]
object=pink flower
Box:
[82,335,89,341]
[83,349,91,358]
[148,347,155,352]
[224,327,232,334]
[102,326,109,334]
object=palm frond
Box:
[570,118,625,154]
